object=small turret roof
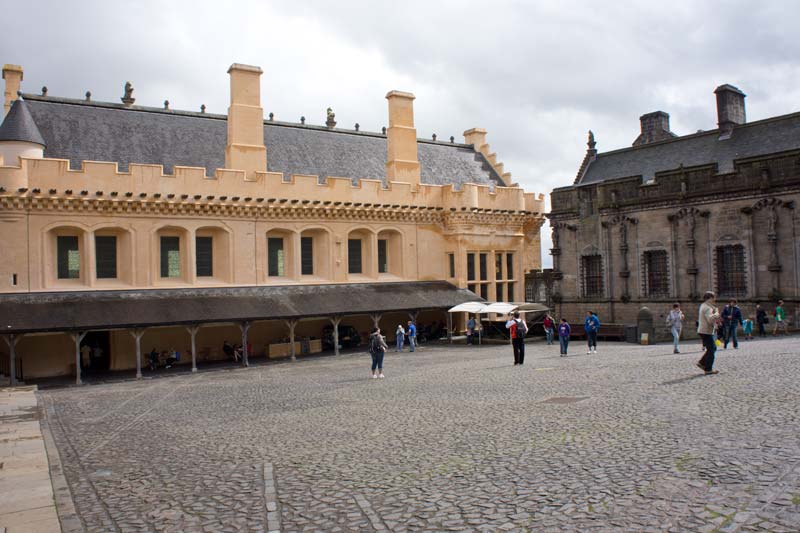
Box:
[0,97,46,146]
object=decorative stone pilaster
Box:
[668,207,709,301]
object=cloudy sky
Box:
[3,1,799,267]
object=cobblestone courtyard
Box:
[39,336,800,532]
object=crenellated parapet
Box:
[0,156,545,216]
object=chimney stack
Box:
[3,64,23,117]
[385,90,420,184]
[225,63,267,177]
[714,84,746,136]
[632,111,675,146]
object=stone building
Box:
[548,84,799,335]
[0,63,545,382]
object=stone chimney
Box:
[385,90,420,184]
[225,63,267,177]
[714,84,746,136]
[3,64,23,117]
[632,111,675,146]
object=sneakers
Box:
[673,349,680,354]
[592,349,597,354]
[705,369,719,375]
[586,350,592,355]
[696,361,704,370]
[371,374,378,379]
[378,373,385,379]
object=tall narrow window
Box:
[57,236,80,279]
[448,253,455,278]
[495,282,504,302]
[716,245,746,297]
[301,237,313,275]
[580,254,604,298]
[348,239,362,274]
[479,253,488,281]
[480,284,488,300]
[467,253,475,281]
[507,282,515,301]
[196,236,213,277]
[467,283,477,294]
[95,235,117,279]
[506,253,514,280]
[495,253,503,279]
[642,250,669,298]
[378,239,388,274]
[160,236,181,278]
[268,237,285,277]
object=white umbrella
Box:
[447,301,489,313]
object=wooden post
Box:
[285,319,298,361]
[71,331,87,385]
[2,334,22,386]
[129,328,146,379]
[447,312,453,344]
[239,321,251,367]
[186,325,200,372]
[370,313,382,330]
[329,316,342,356]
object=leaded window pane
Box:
[95,236,117,279]
[57,236,80,279]
[348,239,362,274]
[301,237,313,275]
[196,236,213,277]
[160,236,181,278]
[268,237,285,277]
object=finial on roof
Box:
[41,86,47,96]
[326,107,336,128]
[17,91,22,98]
[354,123,360,131]
[587,130,596,150]
[432,133,437,141]
[300,116,305,124]
[382,126,386,135]
[121,81,135,106]
[200,104,206,113]
[85,91,91,101]
[164,100,169,110]
[450,136,454,143]
[268,112,274,121]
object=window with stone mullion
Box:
[716,245,746,297]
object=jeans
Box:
[370,350,385,371]
[512,337,525,365]
[587,330,598,350]
[671,326,681,351]
[545,327,554,345]
[559,336,569,354]
[758,321,766,336]
[396,334,404,351]
[409,336,416,352]
[699,333,716,371]
[724,322,738,349]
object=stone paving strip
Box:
[0,386,61,533]
[263,462,280,533]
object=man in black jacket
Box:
[755,303,767,337]
[721,299,743,349]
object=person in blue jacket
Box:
[584,310,601,354]
[720,299,743,349]
[558,318,571,356]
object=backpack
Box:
[515,319,528,337]
[369,335,382,354]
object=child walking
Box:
[558,318,571,356]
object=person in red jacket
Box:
[505,311,529,365]
[543,314,555,345]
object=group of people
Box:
[542,311,601,357]
[222,340,250,362]
[369,320,419,379]
[147,347,180,371]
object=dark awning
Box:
[0,281,482,334]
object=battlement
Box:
[0,156,544,214]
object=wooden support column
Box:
[185,325,200,372]
[446,313,453,344]
[370,313,382,330]
[329,316,342,356]
[70,331,87,385]
[239,321,251,367]
[129,328,146,379]
[2,334,22,386]
[285,319,298,361]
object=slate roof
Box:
[578,112,800,185]
[0,281,482,334]
[0,97,46,146]
[16,95,503,187]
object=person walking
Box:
[505,311,529,365]
[584,310,600,354]
[368,327,389,379]
[407,320,417,352]
[466,316,476,345]
[773,300,788,336]
[666,303,685,354]
[755,304,767,337]
[721,299,743,349]
[558,318,571,356]
[697,291,720,375]
[395,324,405,352]
[543,314,555,346]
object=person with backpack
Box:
[542,314,555,346]
[584,310,601,354]
[505,311,529,365]
[558,318,571,356]
[368,327,389,379]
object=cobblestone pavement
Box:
[40,336,800,532]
